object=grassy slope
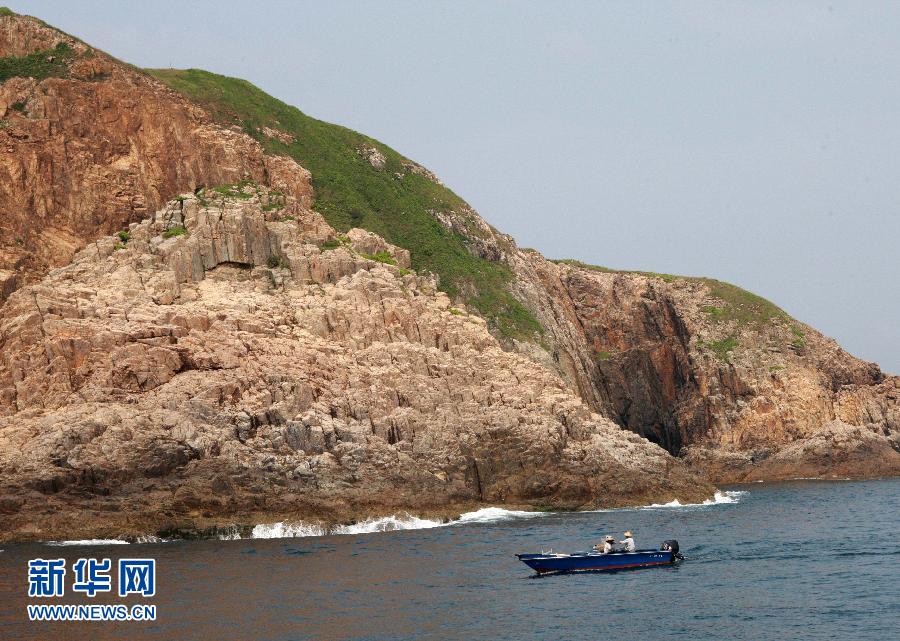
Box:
[553,259,790,327]
[146,68,540,340]
[554,259,797,362]
[0,41,75,83]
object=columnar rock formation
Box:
[0,10,897,542]
[0,187,710,541]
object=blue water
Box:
[1,480,898,640]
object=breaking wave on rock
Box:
[246,514,446,539]
[456,507,547,523]
[47,539,131,546]
[227,497,748,541]
[45,534,170,546]
[43,497,745,544]
[646,490,746,508]
[225,507,549,540]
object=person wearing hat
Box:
[593,535,616,554]
[620,531,636,552]
[602,535,616,553]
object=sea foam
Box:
[248,514,445,539]
[235,507,547,540]
[45,493,747,544]
[456,507,547,523]
[47,538,131,546]
[646,490,746,508]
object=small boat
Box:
[517,540,683,574]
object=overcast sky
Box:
[20,1,900,373]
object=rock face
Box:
[571,266,897,480]
[432,205,899,482]
[0,188,711,541]
[1,11,897,541]
[492,251,900,482]
[0,14,312,301]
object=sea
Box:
[1,479,898,640]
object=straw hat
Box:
[604,535,615,542]
[623,531,633,538]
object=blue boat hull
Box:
[517,550,677,574]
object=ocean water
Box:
[1,479,898,640]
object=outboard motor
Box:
[661,540,684,560]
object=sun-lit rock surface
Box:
[0,189,711,541]
[1,10,897,543]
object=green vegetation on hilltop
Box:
[553,259,680,282]
[790,325,807,349]
[147,68,540,339]
[553,259,788,327]
[0,7,16,17]
[700,336,739,362]
[701,278,787,325]
[0,42,75,83]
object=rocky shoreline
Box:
[0,189,713,543]
[0,11,897,544]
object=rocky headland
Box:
[0,186,711,541]
[0,10,896,542]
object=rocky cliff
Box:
[0,12,311,301]
[509,257,900,482]
[0,185,710,541]
[135,64,898,485]
[0,10,897,540]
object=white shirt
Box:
[602,542,613,554]
[621,537,636,552]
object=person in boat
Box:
[602,535,616,553]
[593,535,616,554]
[620,530,636,552]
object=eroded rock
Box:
[0,192,712,541]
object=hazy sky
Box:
[20,1,900,372]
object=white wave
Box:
[134,535,170,544]
[647,499,685,507]
[47,539,130,546]
[217,527,244,541]
[335,514,443,534]
[230,507,547,540]
[646,490,746,508]
[68,493,744,544]
[245,513,445,540]
[706,490,745,504]
[455,507,548,523]
[43,494,747,544]
[228,495,747,540]
[249,522,328,539]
